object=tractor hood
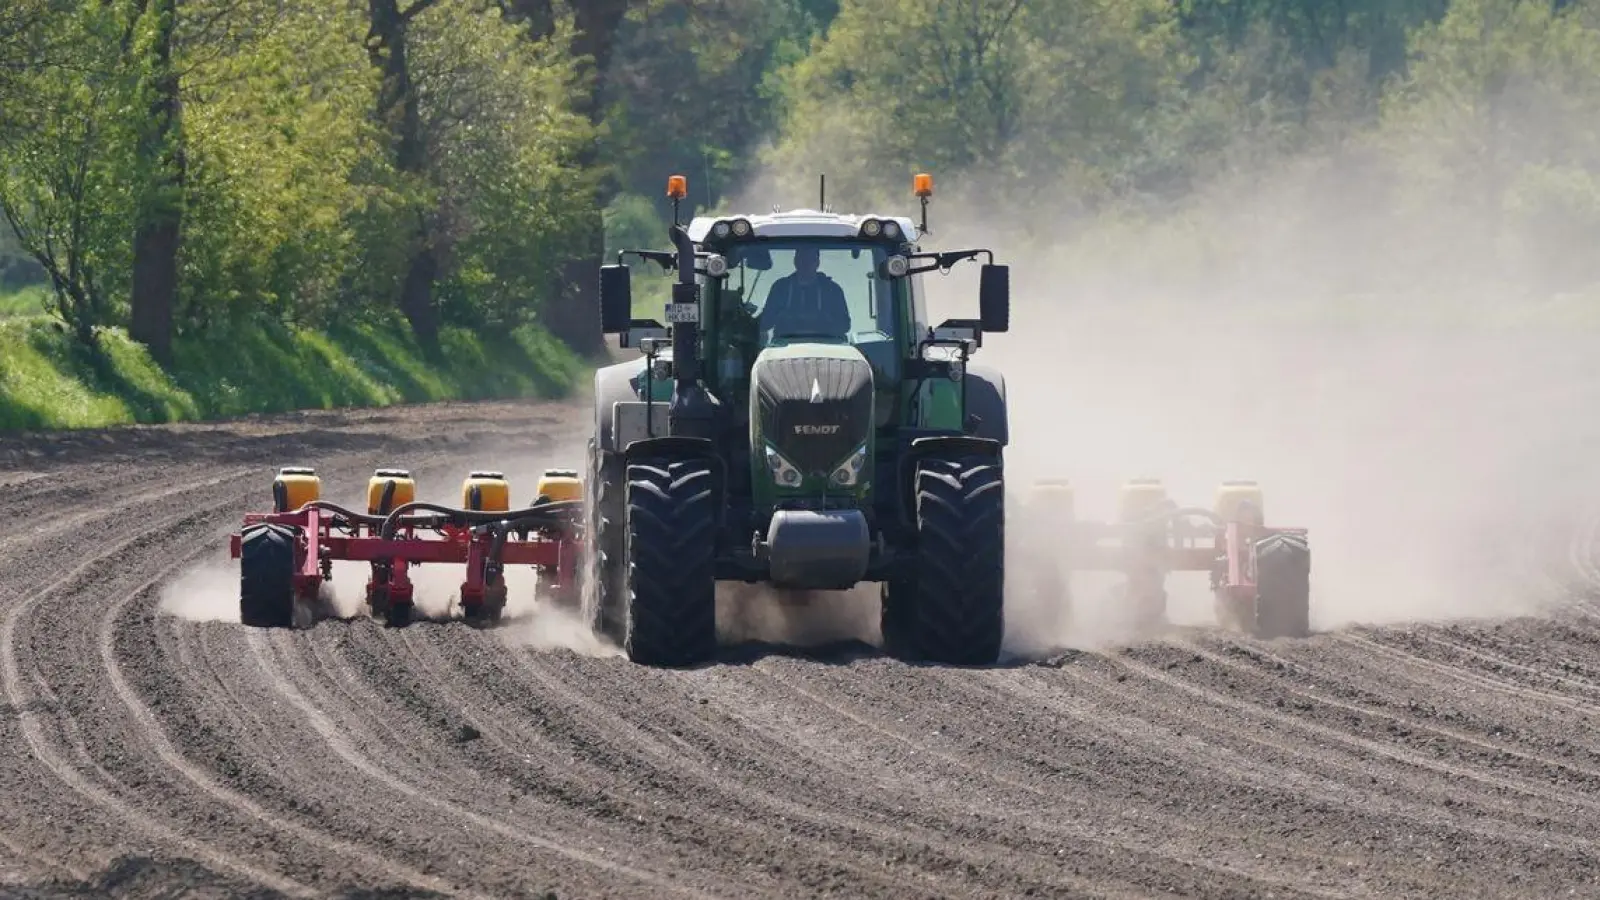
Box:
[750,342,874,481]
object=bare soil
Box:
[2,395,1599,898]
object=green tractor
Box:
[583,173,1012,667]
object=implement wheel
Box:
[1251,532,1311,639]
[622,457,718,667]
[240,522,296,628]
[882,454,1005,666]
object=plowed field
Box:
[3,384,1600,899]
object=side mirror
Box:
[599,264,632,333]
[979,263,1009,333]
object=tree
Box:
[1379,0,1600,287]
[129,0,183,363]
[365,0,445,353]
[0,5,137,347]
[545,0,630,355]
[765,0,1186,219]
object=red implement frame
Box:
[228,506,580,618]
[1062,516,1308,605]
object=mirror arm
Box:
[617,249,678,272]
[902,248,992,277]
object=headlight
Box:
[861,218,882,237]
[731,218,752,237]
[884,254,909,277]
[712,221,731,238]
[704,254,728,277]
[764,444,803,486]
[883,221,901,239]
[829,443,868,487]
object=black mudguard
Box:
[894,434,1004,529]
[593,361,645,453]
[964,364,1008,446]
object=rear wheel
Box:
[240,523,296,628]
[882,454,1005,665]
[582,441,626,643]
[623,457,718,667]
[1252,532,1311,638]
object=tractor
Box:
[584,173,1012,667]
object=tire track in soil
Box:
[8,394,1600,897]
[245,628,700,899]
[98,559,468,897]
[997,653,1600,893]
[1083,646,1600,889]
[731,656,1363,899]
[1105,646,1600,827]
[749,654,1495,898]
[1178,638,1600,788]
[423,631,1104,899]
[303,615,1019,898]
[408,631,963,898]
[498,650,1208,900]
[1331,630,1600,710]
[0,480,313,896]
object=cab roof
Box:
[686,208,922,244]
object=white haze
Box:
[720,111,1600,653]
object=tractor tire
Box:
[622,457,718,667]
[582,441,627,643]
[1252,532,1311,639]
[240,522,296,628]
[883,455,1005,665]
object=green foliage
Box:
[6,0,1600,432]
[0,4,139,344]
[602,0,831,219]
[0,312,581,431]
[413,4,595,332]
[765,0,1190,215]
[0,285,50,318]
[1376,0,1600,287]
[174,0,383,330]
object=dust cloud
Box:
[726,104,1600,652]
[918,147,1600,649]
[158,559,245,623]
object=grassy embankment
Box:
[0,286,588,432]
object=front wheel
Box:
[881,454,1006,665]
[622,457,718,666]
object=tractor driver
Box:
[757,245,851,342]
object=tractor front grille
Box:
[755,354,873,477]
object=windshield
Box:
[723,240,898,349]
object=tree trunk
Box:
[400,224,440,355]
[367,0,440,357]
[129,0,181,365]
[547,0,630,357]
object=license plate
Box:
[665,303,699,324]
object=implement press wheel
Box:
[1250,532,1311,639]
[240,522,297,628]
